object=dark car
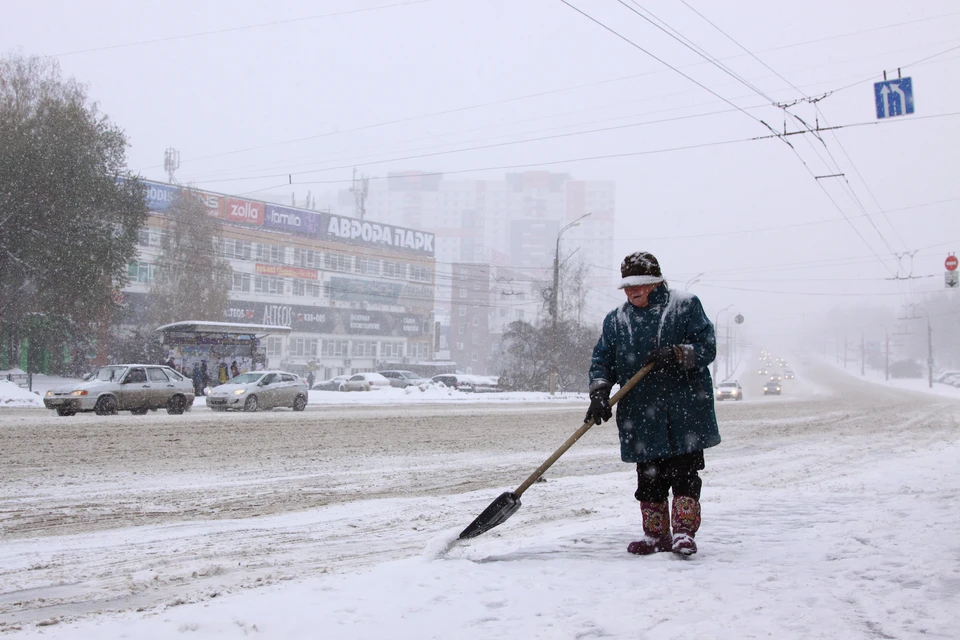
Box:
[312,375,351,391]
[432,374,476,392]
[763,380,782,396]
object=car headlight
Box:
[45,390,53,397]
[70,390,88,396]
[234,389,247,395]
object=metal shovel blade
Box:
[458,491,521,539]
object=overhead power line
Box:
[48,1,430,58]
[138,15,960,174]
[558,0,779,137]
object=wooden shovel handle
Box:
[513,362,656,498]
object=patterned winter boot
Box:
[671,496,701,556]
[627,501,672,555]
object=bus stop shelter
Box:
[156,321,291,381]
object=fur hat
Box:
[618,252,664,288]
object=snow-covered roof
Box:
[155,321,292,335]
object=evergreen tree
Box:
[0,54,147,370]
[147,187,232,327]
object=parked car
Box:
[378,370,430,388]
[312,375,351,391]
[432,374,500,392]
[206,371,308,412]
[763,380,782,396]
[935,370,960,384]
[468,375,501,393]
[342,372,391,392]
[715,380,742,401]
[43,364,195,416]
[941,373,960,388]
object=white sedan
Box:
[342,372,391,392]
[206,371,308,412]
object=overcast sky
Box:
[4,0,959,348]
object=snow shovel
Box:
[459,362,656,539]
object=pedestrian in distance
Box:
[306,370,315,389]
[218,362,228,385]
[191,364,204,397]
[230,360,240,379]
[200,361,209,390]
[585,251,721,557]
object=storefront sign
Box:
[143,181,179,212]
[320,213,434,257]
[141,180,221,216]
[264,205,321,235]
[223,197,264,226]
[255,263,319,280]
[329,277,403,305]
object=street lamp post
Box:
[550,212,592,395]
[712,305,732,383]
[685,272,705,291]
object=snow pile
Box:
[307,384,586,405]
[0,379,43,407]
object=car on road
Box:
[378,370,430,388]
[769,374,782,383]
[758,368,769,376]
[342,372,391,392]
[206,371,308,412]
[783,369,795,380]
[715,380,742,401]
[43,364,195,416]
[312,375,351,391]
[763,380,782,396]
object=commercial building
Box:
[123,180,437,380]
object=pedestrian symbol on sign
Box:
[874,78,914,119]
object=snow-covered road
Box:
[1,360,958,637]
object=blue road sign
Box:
[874,78,914,119]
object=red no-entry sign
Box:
[946,255,958,272]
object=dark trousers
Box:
[634,450,704,502]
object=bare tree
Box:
[147,188,232,327]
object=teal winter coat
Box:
[589,284,721,463]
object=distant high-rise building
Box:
[338,170,616,374]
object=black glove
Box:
[585,383,613,425]
[642,345,683,368]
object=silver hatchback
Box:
[206,371,308,412]
[43,364,195,416]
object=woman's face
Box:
[623,283,660,308]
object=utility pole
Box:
[880,324,889,381]
[843,337,848,368]
[350,168,370,220]
[900,304,934,388]
[860,331,867,378]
